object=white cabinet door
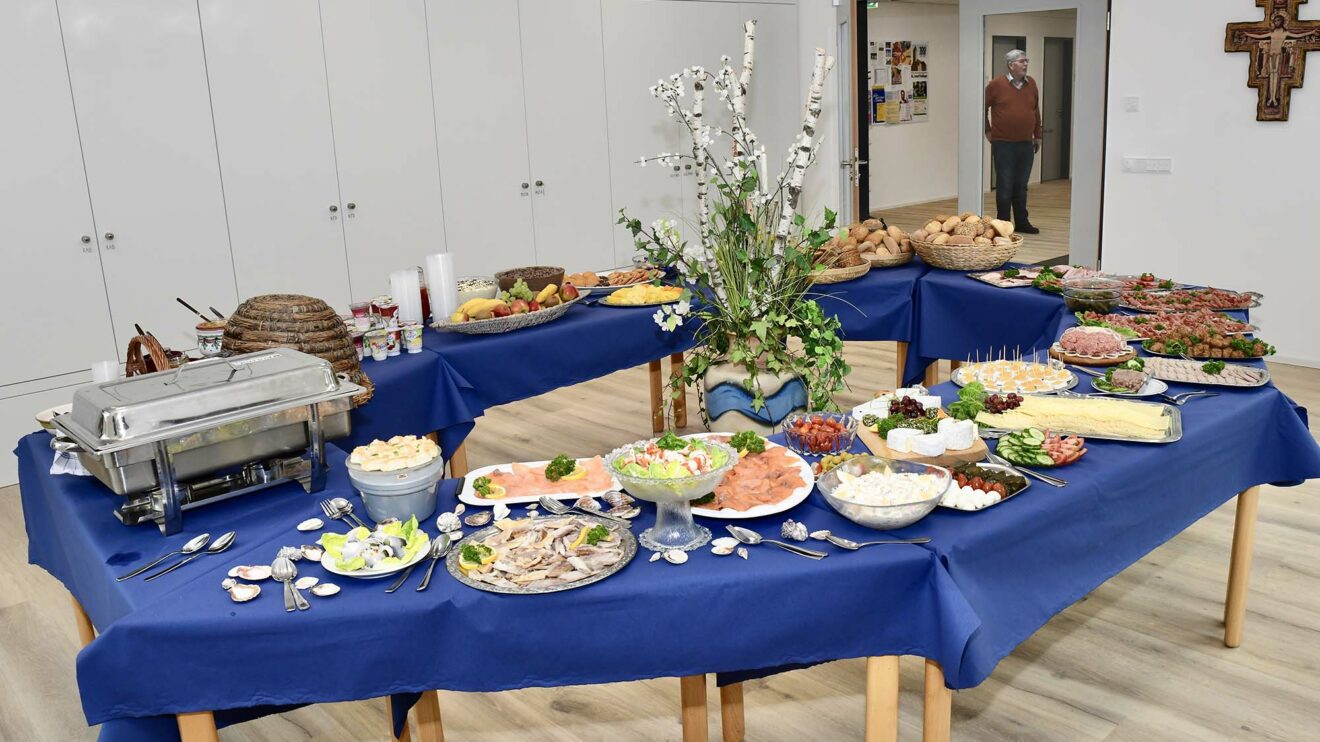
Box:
[58,0,238,354]
[601,0,686,265]
[200,0,352,307]
[321,0,447,300]
[426,0,535,277]
[520,0,616,271]
[0,0,117,385]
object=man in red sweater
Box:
[984,49,1042,234]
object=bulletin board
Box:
[869,40,928,125]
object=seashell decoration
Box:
[649,552,662,563]
[463,511,492,527]
[609,506,641,520]
[711,544,735,556]
[493,503,511,521]
[603,491,635,510]
[376,517,401,529]
[435,511,462,533]
[574,495,601,512]
[294,576,319,591]
[301,545,324,562]
[228,583,261,603]
[710,537,739,551]
[310,583,340,597]
[277,546,303,562]
[663,549,689,565]
[781,519,808,542]
[221,578,236,591]
[296,518,324,532]
[232,565,272,581]
[809,530,832,541]
[737,547,749,560]
[453,503,466,517]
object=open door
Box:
[837,0,867,222]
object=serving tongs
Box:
[984,450,1067,488]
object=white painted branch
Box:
[774,49,834,251]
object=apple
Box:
[509,299,530,314]
[542,293,561,308]
[559,282,580,302]
[491,302,513,318]
[528,300,541,312]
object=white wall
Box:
[1103,0,1320,367]
[866,2,960,210]
[982,10,1076,189]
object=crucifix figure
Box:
[1226,0,1320,121]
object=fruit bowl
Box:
[431,294,583,335]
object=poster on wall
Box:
[871,40,929,126]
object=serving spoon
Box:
[725,525,828,560]
[143,531,236,582]
[117,533,210,581]
[824,534,931,550]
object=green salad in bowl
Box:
[318,516,429,575]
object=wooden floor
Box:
[3,343,1317,741]
[874,179,1073,266]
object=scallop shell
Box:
[603,491,635,510]
[221,577,236,591]
[453,503,466,517]
[310,583,340,597]
[781,519,808,542]
[277,546,303,561]
[664,549,689,565]
[294,576,319,590]
[711,545,735,556]
[435,512,462,533]
[609,506,641,520]
[296,518,324,532]
[300,545,324,561]
[493,503,511,521]
[446,530,463,541]
[463,511,492,527]
[737,547,749,560]
[574,496,601,513]
[649,552,662,563]
[809,530,832,541]
[234,565,272,581]
[229,583,261,603]
[710,537,739,551]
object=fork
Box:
[1159,391,1218,406]
[319,499,358,530]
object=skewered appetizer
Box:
[954,359,1075,394]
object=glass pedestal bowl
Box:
[604,438,738,551]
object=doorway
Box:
[1041,36,1073,181]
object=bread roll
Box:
[992,236,1014,245]
[924,220,942,234]
[973,236,993,245]
[862,218,883,230]
[932,233,950,245]
[900,238,911,253]
[886,225,903,240]
[859,240,876,254]
[912,229,928,241]
[941,216,961,233]
[948,235,975,246]
[989,219,1015,238]
[933,214,952,223]
[850,225,869,241]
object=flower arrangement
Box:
[618,21,848,421]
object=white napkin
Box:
[51,450,91,476]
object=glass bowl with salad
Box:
[605,432,737,551]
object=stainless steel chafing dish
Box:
[52,348,363,534]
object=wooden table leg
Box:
[671,352,687,428]
[680,674,709,742]
[865,656,899,742]
[649,359,665,433]
[447,442,469,479]
[1224,486,1261,648]
[70,596,96,648]
[894,342,909,390]
[176,711,219,742]
[719,682,744,742]
[923,362,940,388]
[923,659,952,742]
[385,695,413,742]
[414,690,445,742]
[948,360,963,373]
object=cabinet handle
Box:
[104,232,114,240]
[521,182,529,189]
[103,232,115,250]
[346,202,356,210]
[685,164,692,170]
[535,180,544,187]
[80,235,93,253]
[328,204,339,213]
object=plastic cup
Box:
[195,320,226,357]
[350,302,371,330]
[365,330,389,361]
[402,321,423,353]
[385,326,402,357]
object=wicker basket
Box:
[432,294,581,334]
[864,250,914,268]
[223,294,373,406]
[809,261,871,285]
[912,234,1022,271]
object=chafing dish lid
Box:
[59,348,351,447]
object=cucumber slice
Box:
[1035,453,1054,466]
[1025,428,1046,443]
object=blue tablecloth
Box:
[15,434,977,741]
[903,267,1068,385]
[818,259,930,341]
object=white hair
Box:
[1005,49,1027,67]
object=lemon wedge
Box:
[559,465,588,481]
[569,527,591,549]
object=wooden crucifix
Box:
[1226,0,1320,121]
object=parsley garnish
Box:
[473,476,493,497]
[544,455,577,482]
[655,432,687,451]
[729,430,766,454]
[585,525,612,546]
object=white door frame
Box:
[959,0,1107,267]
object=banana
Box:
[534,284,558,305]
[469,298,505,320]
[457,297,490,315]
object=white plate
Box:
[457,458,622,507]
[1089,376,1169,398]
[319,539,431,580]
[683,433,815,520]
[35,403,72,435]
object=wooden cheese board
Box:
[856,420,989,466]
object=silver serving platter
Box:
[573,266,667,295]
[1120,290,1263,314]
[938,462,1031,511]
[1141,358,1272,388]
[980,394,1182,444]
[446,514,637,595]
[1138,341,1272,361]
[950,364,1079,395]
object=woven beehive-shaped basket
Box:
[223,294,373,406]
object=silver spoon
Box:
[725,525,828,560]
[416,534,453,592]
[538,495,631,526]
[272,556,310,611]
[825,534,932,550]
[117,533,210,581]
[330,497,371,530]
[143,531,236,582]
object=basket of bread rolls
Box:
[809,224,873,284]
[909,213,1022,271]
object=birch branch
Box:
[774,48,834,253]
[730,21,756,156]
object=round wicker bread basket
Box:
[223,294,373,406]
[911,234,1023,271]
